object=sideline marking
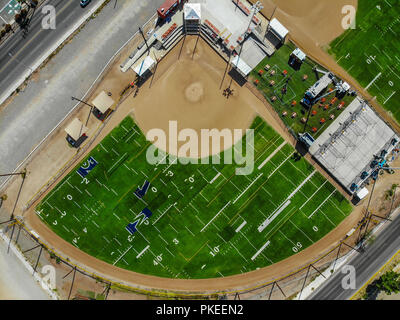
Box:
[201,201,231,232]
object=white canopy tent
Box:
[132,56,156,77]
[92,90,115,114]
[184,3,201,20]
[65,118,87,141]
[231,55,252,77]
[356,187,369,200]
[292,48,306,61]
[269,18,289,41]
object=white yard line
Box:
[365,72,382,90]
[267,152,294,179]
[107,153,127,173]
[383,91,396,105]
[299,180,328,210]
[257,141,287,170]
[308,190,336,219]
[233,173,263,204]
[235,220,247,233]
[209,172,221,184]
[258,200,291,232]
[258,170,316,232]
[200,201,231,232]
[152,203,175,225]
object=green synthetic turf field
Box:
[36,115,352,279]
[329,0,400,123]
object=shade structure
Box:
[269,18,289,40]
[65,118,87,141]
[231,55,252,77]
[133,56,156,77]
[92,91,115,114]
[184,3,201,20]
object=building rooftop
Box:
[309,97,399,191]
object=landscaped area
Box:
[249,42,356,138]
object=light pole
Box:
[71,96,95,127]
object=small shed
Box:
[133,56,156,77]
[92,91,115,116]
[291,48,306,62]
[355,187,369,200]
[65,118,88,147]
[231,55,252,77]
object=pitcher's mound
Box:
[185,82,204,103]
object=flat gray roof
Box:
[239,36,268,70]
[309,97,399,191]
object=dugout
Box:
[91,90,115,120]
[65,118,88,148]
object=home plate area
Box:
[36,116,352,279]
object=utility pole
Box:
[0,170,27,220]
[139,27,149,53]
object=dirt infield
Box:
[132,37,259,157]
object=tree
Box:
[376,271,400,295]
[4,24,12,33]
[15,13,23,24]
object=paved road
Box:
[0,0,164,186]
[309,211,400,300]
[0,0,104,104]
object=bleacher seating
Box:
[204,19,220,35]
[231,0,261,25]
[162,23,178,41]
